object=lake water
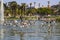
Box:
[0,20,60,40]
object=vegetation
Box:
[37,8,53,16]
[4,1,54,17]
[56,16,60,22]
[4,1,60,21]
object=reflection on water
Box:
[1,20,60,40]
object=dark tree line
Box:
[4,1,56,18]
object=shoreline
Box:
[4,16,60,22]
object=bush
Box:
[56,17,60,22]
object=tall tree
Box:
[38,3,40,8]
[21,3,26,15]
[9,1,18,17]
[30,3,32,9]
[34,2,36,8]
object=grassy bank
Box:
[5,16,60,22]
[6,16,38,20]
[6,17,19,20]
[56,16,60,22]
[46,16,60,22]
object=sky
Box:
[4,0,60,8]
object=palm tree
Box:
[21,3,26,15]
[38,3,40,8]
[34,2,36,8]
[9,1,18,17]
[30,3,32,9]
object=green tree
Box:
[20,3,27,16]
[34,2,36,8]
[9,1,18,17]
[26,8,37,15]
[37,8,53,16]
[30,3,32,9]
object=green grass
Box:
[6,16,60,22]
[7,17,19,20]
[47,16,60,22]
[44,16,60,22]
[56,16,60,22]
